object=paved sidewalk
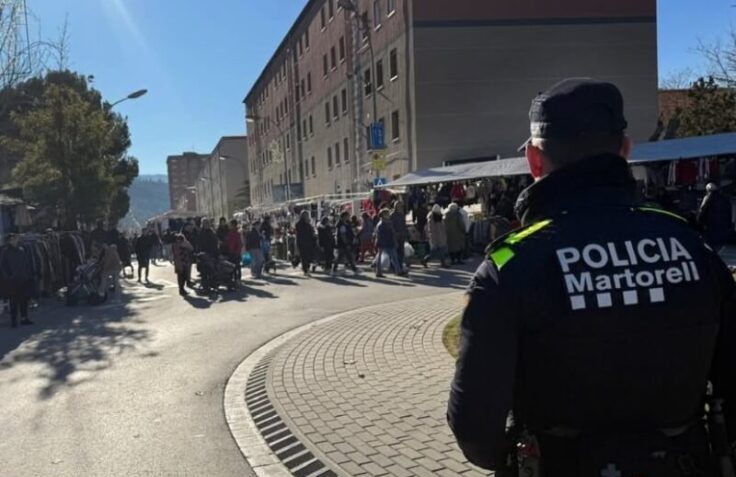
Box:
[249,293,491,477]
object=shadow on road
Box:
[0,301,150,400]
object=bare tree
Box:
[660,68,697,90]
[697,27,736,87]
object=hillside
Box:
[119,174,169,232]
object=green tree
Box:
[678,76,736,137]
[0,70,138,228]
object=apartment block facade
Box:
[167,152,208,212]
[194,136,250,220]
[244,0,658,208]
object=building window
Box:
[335,141,340,164]
[300,79,306,99]
[320,7,326,29]
[309,115,314,135]
[373,0,382,29]
[323,54,328,76]
[341,88,347,114]
[328,146,333,168]
[339,36,346,63]
[330,46,337,70]
[297,121,302,140]
[295,82,301,102]
[390,48,398,79]
[328,0,334,19]
[376,59,384,90]
[305,29,310,50]
[303,119,308,140]
[304,159,309,178]
[364,69,372,96]
[344,137,350,162]
[307,72,312,94]
[387,0,396,15]
[333,96,339,120]
[298,38,303,56]
[361,12,369,42]
[311,156,316,177]
[286,133,291,150]
[325,102,331,125]
[391,110,400,141]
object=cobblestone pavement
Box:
[259,293,491,477]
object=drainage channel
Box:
[245,355,337,477]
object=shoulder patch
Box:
[487,219,553,270]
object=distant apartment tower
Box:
[244,0,658,207]
[167,152,208,212]
[195,136,250,220]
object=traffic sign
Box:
[370,122,386,150]
[373,177,388,187]
[371,152,387,172]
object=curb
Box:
[223,292,461,477]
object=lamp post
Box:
[246,114,291,204]
[110,89,148,108]
[338,0,380,189]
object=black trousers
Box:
[333,247,356,271]
[176,272,187,292]
[323,248,334,271]
[9,294,28,323]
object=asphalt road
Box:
[0,259,475,477]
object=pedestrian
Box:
[261,215,275,272]
[317,217,335,272]
[445,202,466,265]
[332,212,358,274]
[91,220,108,246]
[198,219,219,289]
[295,211,317,277]
[390,202,409,269]
[172,234,193,296]
[422,204,448,267]
[448,78,736,476]
[415,202,429,241]
[181,221,198,287]
[135,228,156,283]
[357,212,376,263]
[98,243,122,302]
[225,220,244,282]
[117,234,134,278]
[375,209,405,278]
[216,216,229,255]
[245,221,264,279]
[0,234,34,327]
[697,182,733,251]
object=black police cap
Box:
[519,78,628,151]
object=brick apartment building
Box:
[244,0,658,207]
[167,152,208,212]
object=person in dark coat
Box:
[135,228,156,283]
[216,217,229,253]
[697,183,733,251]
[0,234,34,327]
[295,211,317,276]
[91,221,108,246]
[317,217,335,272]
[172,234,193,297]
[198,219,220,259]
[245,221,264,279]
[445,203,467,264]
[390,202,409,268]
[375,209,405,277]
[333,212,358,274]
[117,235,134,278]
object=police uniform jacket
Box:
[447,154,736,470]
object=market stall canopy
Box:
[383,157,530,188]
[629,132,736,163]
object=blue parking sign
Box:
[370,122,386,150]
[373,177,388,187]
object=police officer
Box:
[447,78,736,477]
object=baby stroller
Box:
[65,261,101,306]
[196,253,237,291]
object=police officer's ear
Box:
[619,134,633,160]
[524,142,547,180]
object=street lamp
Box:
[339,0,379,189]
[246,114,291,203]
[110,89,148,108]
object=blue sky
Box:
[31,0,735,174]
